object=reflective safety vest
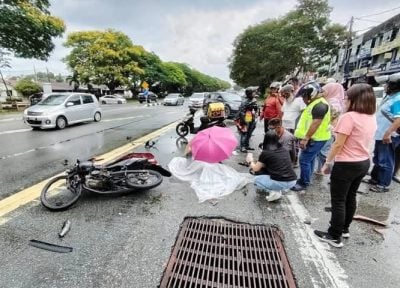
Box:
[294,97,331,141]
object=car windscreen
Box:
[38,94,69,105]
[190,93,204,99]
[166,94,179,98]
[221,93,242,101]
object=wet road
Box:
[0,103,184,199]
[1,114,400,288]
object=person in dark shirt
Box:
[247,130,297,201]
[236,88,259,152]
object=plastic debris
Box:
[353,214,387,227]
[59,220,71,238]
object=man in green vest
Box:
[291,81,331,192]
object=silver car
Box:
[99,94,127,104]
[188,92,207,108]
[23,93,102,130]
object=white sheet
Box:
[168,157,253,202]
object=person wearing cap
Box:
[281,84,306,133]
[364,73,400,192]
[260,82,284,133]
[291,81,331,192]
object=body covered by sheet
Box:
[168,157,253,202]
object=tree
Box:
[66,71,80,92]
[160,62,187,92]
[0,0,65,60]
[14,78,42,97]
[229,0,346,88]
[0,50,12,100]
[64,30,145,93]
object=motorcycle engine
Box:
[85,170,111,189]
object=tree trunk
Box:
[0,69,11,101]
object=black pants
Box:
[264,118,271,133]
[328,160,370,238]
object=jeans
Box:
[240,121,256,149]
[370,137,400,187]
[316,137,334,172]
[254,175,296,191]
[298,140,327,186]
[328,160,370,238]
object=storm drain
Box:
[159,217,296,288]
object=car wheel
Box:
[139,100,143,104]
[56,116,67,130]
[94,112,101,122]
[101,101,106,104]
[32,126,40,130]
[117,100,122,104]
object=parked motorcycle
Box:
[40,153,171,211]
[175,108,226,137]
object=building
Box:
[329,13,400,86]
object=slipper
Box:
[393,176,400,184]
[314,171,324,176]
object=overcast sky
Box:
[5,0,400,81]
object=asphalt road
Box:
[0,102,184,199]
[1,110,400,288]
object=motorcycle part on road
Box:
[29,239,73,253]
[59,220,71,238]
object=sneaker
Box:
[361,178,377,185]
[266,191,282,202]
[290,183,306,192]
[246,147,255,151]
[369,185,389,193]
[342,228,350,239]
[314,230,343,248]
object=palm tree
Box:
[66,71,80,92]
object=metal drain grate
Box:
[160,217,296,288]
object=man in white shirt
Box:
[281,84,306,133]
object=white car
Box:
[23,93,102,130]
[99,95,127,104]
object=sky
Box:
[5,0,400,82]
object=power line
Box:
[354,18,382,24]
[358,6,400,19]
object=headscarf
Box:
[322,82,345,114]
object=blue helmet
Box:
[295,81,322,100]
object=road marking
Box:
[286,194,349,288]
[0,128,32,135]
[102,115,144,122]
[0,117,20,122]
[0,121,178,222]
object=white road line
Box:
[286,194,349,288]
[102,115,144,122]
[0,117,20,122]
[0,128,32,135]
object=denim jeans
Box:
[370,137,400,187]
[240,121,256,149]
[328,160,370,238]
[254,175,296,191]
[298,140,327,186]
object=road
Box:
[1,106,400,288]
[0,102,184,199]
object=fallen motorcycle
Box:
[175,107,226,137]
[40,153,171,211]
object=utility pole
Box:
[342,16,354,82]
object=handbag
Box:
[381,109,400,134]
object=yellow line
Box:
[0,121,178,219]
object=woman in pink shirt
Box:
[314,83,377,248]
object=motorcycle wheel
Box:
[40,175,82,211]
[125,170,163,190]
[176,123,189,137]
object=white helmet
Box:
[269,82,281,89]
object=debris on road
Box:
[373,228,386,239]
[29,239,73,253]
[353,214,388,227]
[59,220,71,238]
[303,216,312,225]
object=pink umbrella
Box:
[190,126,238,163]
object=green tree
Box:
[229,0,346,88]
[66,71,80,92]
[14,78,42,97]
[64,30,145,93]
[0,50,12,100]
[0,0,65,60]
[160,62,187,92]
